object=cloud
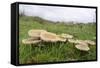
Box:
[19,4,96,23]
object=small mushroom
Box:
[68,39,86,44]
[28,29,47,38]
[84,40,95,45]
[68,39,77,43]
[75,43,90,51]
[60,33,73,39]
[40,32,60,42]
[22,38,41,44]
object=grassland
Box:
[19,16,96,64]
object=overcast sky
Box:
[19,4,96,23]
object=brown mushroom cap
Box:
[75,43,90,51]
[28,29,47,38]
[22,38,41,44]
[40,32,60,42]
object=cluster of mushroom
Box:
[22,29,68,44]
[68,39,95,51]
[22,29,95,51]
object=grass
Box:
[19,16,96,64]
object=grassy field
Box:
[19,16,96,64]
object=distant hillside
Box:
[19,16,96,25]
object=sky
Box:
[19,4,96,23]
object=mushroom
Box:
[28,29,47,38]
[68,39,77,43]
[84,40,95,45]
[68,39,86,44]
[22,38,41,44]
[60,33,73,39]
[75,40,85,43]
[40,32,60,42]
[75,43,90,51]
